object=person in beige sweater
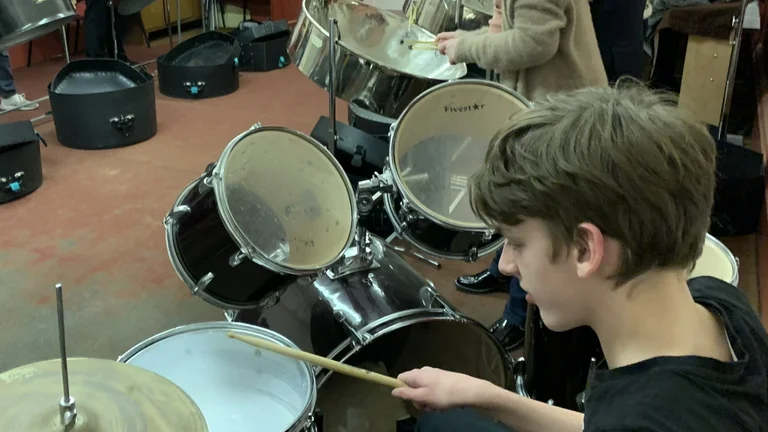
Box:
[437,0,608,102]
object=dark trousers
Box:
[0,50,16,98]
[85,0,127,59]
[590,0,646,82]
[488,249,527,327]
[417,408,512,432]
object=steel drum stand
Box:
[326,18,340,158]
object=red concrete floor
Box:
[0,44,503,373]
[1,42,765,374]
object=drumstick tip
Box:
[227,332,236,338]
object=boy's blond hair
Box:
[470,82,717,285]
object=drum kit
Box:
[0,0,748,430]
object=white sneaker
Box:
[0,93,39,112]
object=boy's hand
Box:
[435,31,464,43]
[391,367,492,410]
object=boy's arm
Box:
[454,0,567,71]
[476,382,585,432]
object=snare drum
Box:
[385,79,531,261]
[118,322,317,432]
[164,125,357,309]
[689,233,740,286]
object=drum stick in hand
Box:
[227,332,407,389]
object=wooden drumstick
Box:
[227,332,407,389]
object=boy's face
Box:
[496,219,610,332]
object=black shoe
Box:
[455,270,508,294]
[489,318,525,352]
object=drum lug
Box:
[333,310,372,347]
[229,251,246,267]
[192,272,214,295]
[467,246,479,263]
[420,284,460,320]
[482,230,495,241]
[163,205,191,226]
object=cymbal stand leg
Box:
[55,283,77,429]
[327,18,339,157]
[454,0,463,29]
[717,0,749,142]
[60,27,70,64]
[177,0,182,44]
[108,0,118,60]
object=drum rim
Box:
[211,125,358,275]
[297,0,469,81]
[699,233,740,286]
[383,192,504,261]
[117,321,318,431]
[388,79,532,233]
[317,309,512,389]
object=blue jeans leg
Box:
[0,50,17,98]
[489,249,527,326]
[417,408,513,432]
[503,277,527,327]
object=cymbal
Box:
[0,358,208,432]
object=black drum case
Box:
[230,20,292,72]
[158,31,241,99]
[0,121,45,204]
[48,59,158,150]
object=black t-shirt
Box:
[583,276,768,432]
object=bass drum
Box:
[163,125,357,309]
[232,234,511,431]
[517,233,741,411]
[384,79,530,262]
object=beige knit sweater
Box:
[455,0,608,102]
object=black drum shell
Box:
[168,174,298,309]
[48,59,158,150]
[157,31,241,100]
[524,304,603,410]
[0,121,44,205]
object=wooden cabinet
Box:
[140,0,203,33]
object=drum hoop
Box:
[388,79,532,232]
[318,310,511,389]
[383,192,503,260]
[211,125,358,275]
[117,321,318,431]
[297,0,468,81]
[703,233,740,286]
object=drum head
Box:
[689,234,738,285]
[213,127,356,273]
[390,80,530,230]
[119,323,316,432]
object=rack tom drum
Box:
[164,125,357,309]
[384,79,530,261]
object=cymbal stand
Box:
[327,18,340,157]
[108,0,118,60]
[55,283,77,429]
[60,27,71,64]
[717,0,749,142]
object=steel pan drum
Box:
[289,0,467,118]
[0,0,76,51]
[403,0,491,33]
